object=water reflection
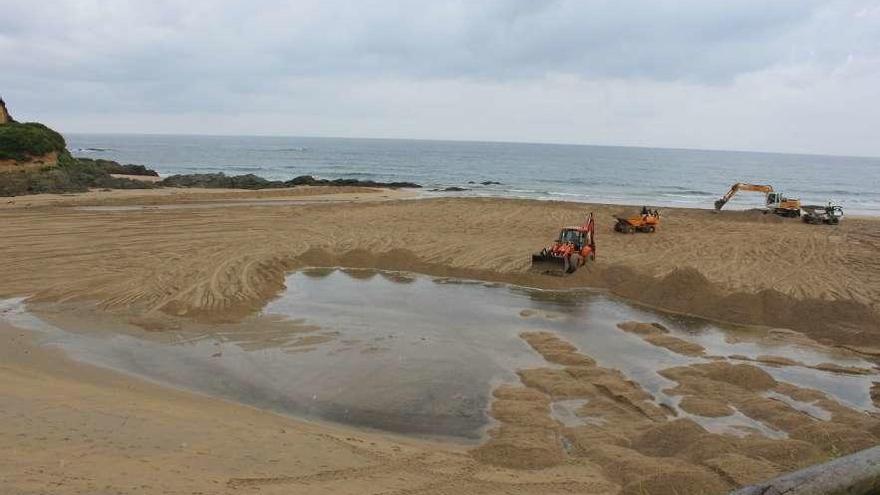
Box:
[3,268,877,441]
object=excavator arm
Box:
[714,183,774,210]
[582,212,596,259]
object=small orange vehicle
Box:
[531,213,596,275]
[614,207,660,233]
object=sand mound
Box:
[678,396,734,417]
[620,469,731,495]
[789,422,879,455]
[774,383,826,402]
[735,396,815,431]
[491,399,558,429]
[471,426,566,469]
[643,333,706,356]
[678,434,742,462]
[702,453,780,485]
[617,321,668,335]
[755,355,799,366]
[492,384,548,402]
[734,438,825,471]
[617,320,706,356]
[630,419,707,457]
[812,362,874,375]
[518,368,596,398]
[699,363,777,392]
[520,331,596,366]
[563,427,631,452]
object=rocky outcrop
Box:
[75,158,159,177]
[284,175,421,189]
[0,101,158,195]
[159,173,277,189]
[159,173,421,190]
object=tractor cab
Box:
[558,228,588,249]
[766,192,782,206]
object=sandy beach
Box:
[3,187,878,347]
[3,187,880,494]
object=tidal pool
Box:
[3,268,877,441]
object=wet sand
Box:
[3,189,880,494]
[15,269,875,443]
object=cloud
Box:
[1,0,878,155]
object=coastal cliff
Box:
[0,97,13,124]
[0,99,157,195]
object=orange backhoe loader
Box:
[714,183,801,217]
[531,213,596,275]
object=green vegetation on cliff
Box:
[0,120,157,196]
[0,122,67,161]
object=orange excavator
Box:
[531,213,596,275]
[714,183,801,217]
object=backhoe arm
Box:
[714,183,774,210]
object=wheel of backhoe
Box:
[647,226,655,233]
[567,253,581,274]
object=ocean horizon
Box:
[68,133,880,214]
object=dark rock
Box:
[75,158,159,177]
[283,175,421,189]
[432,186,468,192]
[480,181,502,185]
[158,173,421,190]
[159,173,277,189]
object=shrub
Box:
[0,122,67,161]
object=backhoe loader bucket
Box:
[530,251,582,276]
[530,252,568,275]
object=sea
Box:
[67,134,880,214]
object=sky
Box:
[1,0,879,157]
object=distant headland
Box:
[0,98,421,197]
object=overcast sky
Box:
[2,1,878,156]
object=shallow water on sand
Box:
[2,269,877,441]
